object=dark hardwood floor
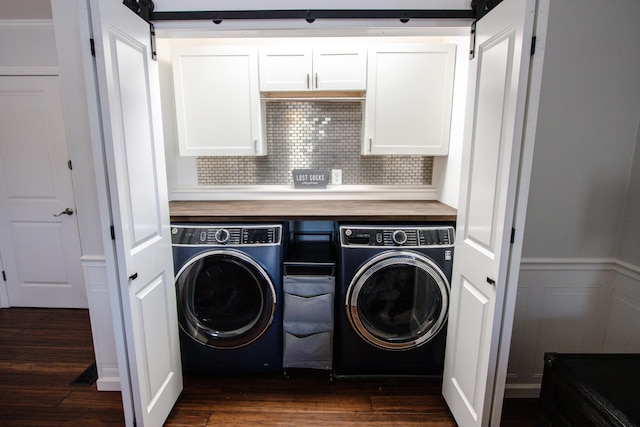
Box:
[0,308,538,426]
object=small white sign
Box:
[292,169,329,189]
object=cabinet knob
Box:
[315,73,318,89]
[306,73,310,89]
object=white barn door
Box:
[443,0,535,426]
[88,0,182,425]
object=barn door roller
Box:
[468,0,504,58]
[122,0,157,60]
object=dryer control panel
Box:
[340,225,454,248]
[171,224,282,246]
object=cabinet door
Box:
[259,47,367,92]
[259,48,313,91]
[313,47,367,91]
[173,46,264,156]
[364,44,456,155]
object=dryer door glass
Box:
[175,250,276,349]
[347,252,449,350]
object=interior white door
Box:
[442,1,535,426]
[89,1,182,426]
[0,75,87,308]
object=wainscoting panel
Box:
[602,264,640,352]
[506,258,639,397]
[81,256,120,391]
[503,286,529,384]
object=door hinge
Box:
[150,23,157,61]
[510,228,516,244]
[110,225,116,240]
[469,21,477,59]
[67,160,73,170]
[90,38,96,57]
[2,271,6,282]
[530,36,537,55]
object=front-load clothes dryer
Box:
[172,224,285,374]
[334,224,454,378]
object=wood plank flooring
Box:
[0,308,124,426]
[0,307,539,426]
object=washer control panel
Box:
[171,224,281,246]
[341,225,454,247]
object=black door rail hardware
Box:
[122,0,504,63]
[122,0,507,24]
[147,9,476,23]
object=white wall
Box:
[0,0,51,20]
[50,2,104,257]
[617,127,640,265]
[433,35,468,209]
[522,0,640,259]
[507,0,640,396]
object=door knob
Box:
[53,208,74,217]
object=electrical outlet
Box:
[331,169,342,185]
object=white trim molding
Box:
[0,20,58,74]
[506,257,640,398]
[613,259,640,281]
[519,257,617,271]
[81,256,121,391]
[0,67,59,76]
[0,278,8,308]
[0,19,54,29]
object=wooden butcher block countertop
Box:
[169,200,457,222]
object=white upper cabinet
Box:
[172,46,264,156]
[363,44,456,156]
[259,46,367,92]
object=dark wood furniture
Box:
[539,353,640,426]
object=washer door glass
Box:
[176,250,276,349]
[347,251,449,351]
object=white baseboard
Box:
[96,364,122,391]
[504,384,541,399]
[97,378,122,391]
